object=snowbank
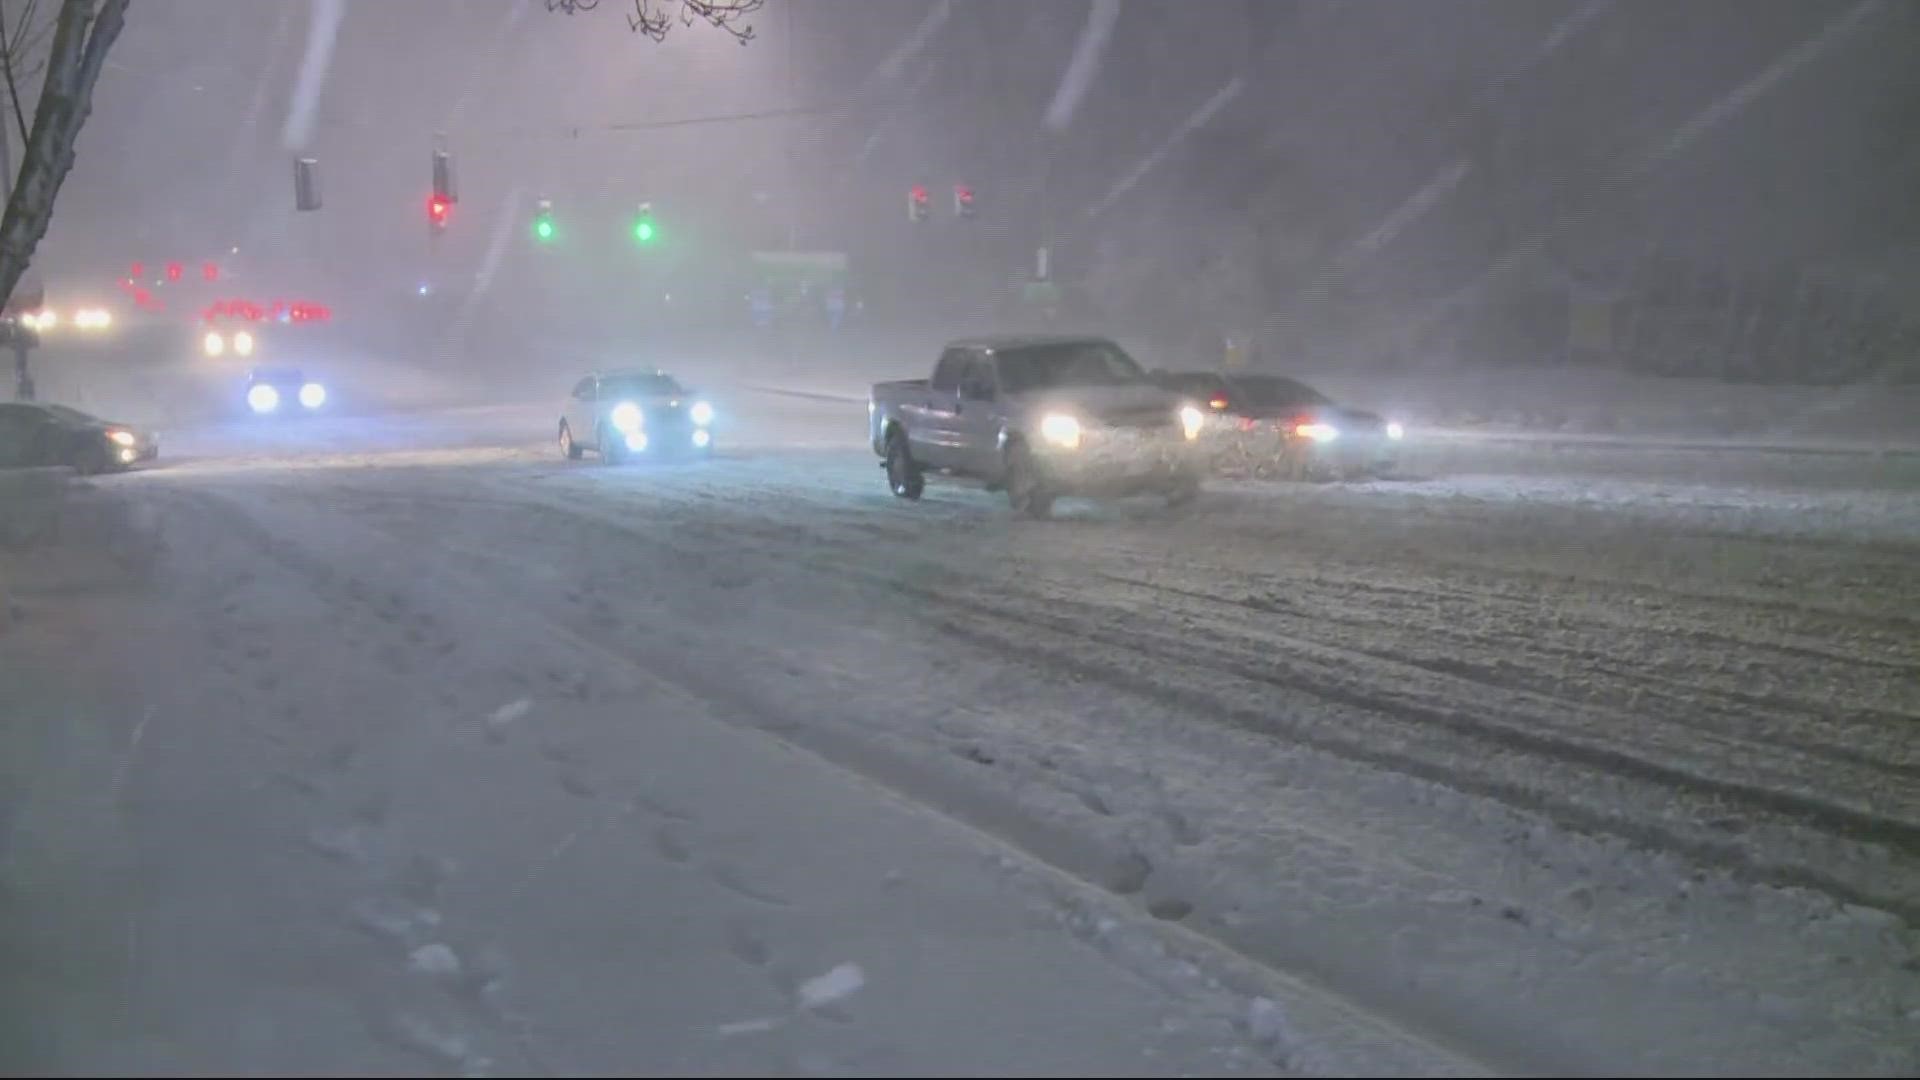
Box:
[1302,362,1920,448]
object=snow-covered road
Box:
[5,383,1917,1076]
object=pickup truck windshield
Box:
[998,342,1146,394]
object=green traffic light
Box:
[534,216,555,242]
[634,219,656,244]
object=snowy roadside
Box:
[0,479,1477,1077]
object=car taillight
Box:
[1208,396,1230,411]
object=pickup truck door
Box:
[909,349,969,468]
[954,356,1004,476]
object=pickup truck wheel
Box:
[884,432,923,499]
[559,421,582,460]
[1004,442,1053,519]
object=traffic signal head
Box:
[428,195,451,229]
[954,184,975,218]
[908,185,930,222]
[533,200,555,242]
[633,203,657,245]
[432,150,456,203]
[294,157,321,211]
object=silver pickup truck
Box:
[869,335,1207,518]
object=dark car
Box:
[558,368,715,464]
[0,401,159,474]
[245,366,328,415]
[1151,370,1404,479]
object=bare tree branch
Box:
[0,0,131,317]
[0,0,54,123]
[15,0,56,62]
[548,0,762,44]
[5,0,41,64]
[0,8,31,148]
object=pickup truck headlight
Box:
[610,401,643,433]
[1295,421,1339,443]
[689,400,714,426]
[1179,404,1205,441]
[1386,421,1404,440]
[1039,412,1081,449]
[108,429,136,447]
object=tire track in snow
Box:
[338,472,1920,924]
[1075,570,1920,780]
[532,470,1920,850]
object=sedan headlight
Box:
[610,401,643,433]
[203,331,226,357]
[247,383,280,413]
[108,429,136,447]
[1386,421,1404,441]
[688,400,714,426]
[299,382,327,409]
[1039,412,1081,449]
[1295,421,1339,443]
[233,330,255,357]
[1179,404,1205,441]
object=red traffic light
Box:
[202,262,219,282]
[428,196,450,222]
[166,261,183,282]
[910,185,928,203]
[955,185,972,202]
